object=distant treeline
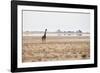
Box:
[24,29,89,34]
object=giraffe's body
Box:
[42,29,47,43]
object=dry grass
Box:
[22,36,90,62]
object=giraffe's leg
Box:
[42,37,44,43]
[44,39,46,43]
[44,38,46,44]
[42,38,43,43]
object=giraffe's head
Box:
[45,29,47,31]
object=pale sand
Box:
[22,36,90,62]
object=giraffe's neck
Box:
[44,30,47,36]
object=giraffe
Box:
[42,29,47,43]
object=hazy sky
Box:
[23,10,90,32]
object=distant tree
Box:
[57,29,61,36]
[76,30,82,36]
[67,31,72,36]
[77,30,82,33]
[57,29,61,33]
[64,31,66,35]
